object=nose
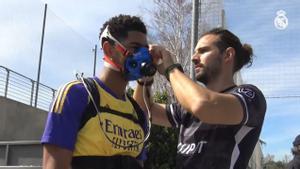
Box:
[192,53,200,65]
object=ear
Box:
[102,41,114,57]
[224,47,235,63]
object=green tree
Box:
[263,161,285,169]
[127,87,178,168]
[263,154,288,169]
[145,0,193,102]
[126,86,134,96]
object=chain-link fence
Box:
[225,0,300,163]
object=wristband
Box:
[165,63,184,81]
[137,79,154,86]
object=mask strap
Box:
[115,44,131,57]
[103,55,123,72]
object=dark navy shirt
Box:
[286,155,300,169]
[166,84,266,169]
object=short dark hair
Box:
[99,14,147,46]
[291,146,300,155]
[201,28,253,72]
[293,134,300,146]
[291,135,300,155]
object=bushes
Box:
[127,87,178,169]
[145,91,178,169]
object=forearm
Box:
[133,79,172,127]
[168,69,243,124]
[169,68,209,114]
[150,44,244,124]
[43,144,72,169]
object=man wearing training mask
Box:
[41,14,155,169]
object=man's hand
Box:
[137,76,154,86]
[149,44,175,75]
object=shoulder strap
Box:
[126,93,147,133]
[79,77,99,130]
[79,77,147,132]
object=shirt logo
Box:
[100,118,143,152]
[238,88,255,99]
[177,141,207,155]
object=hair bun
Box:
[241,43,253,67]
[242,43,253,57]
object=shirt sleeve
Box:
[136,148,147,161]
[41,81,88,150]
[165,103,185,128]
[230,84,267,127]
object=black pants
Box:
[72,156,143,169]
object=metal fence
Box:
[0,65,56,111]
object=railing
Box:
[0,140,42,167]
[0,65,56,111]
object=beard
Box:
[196,71,209,85]
[195,57,222,85]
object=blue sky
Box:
[0,0,150,88]
[224,0,300,160]
[1,0,300,161]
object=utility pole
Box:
[35,3,47,107]
[93,44,97,76]
[190,0,200,81]
[221,9,225,28]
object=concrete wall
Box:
[0,96,48,141]
[0,96,48,166]
[0,144,42,166]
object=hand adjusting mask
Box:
[100,26,156,81]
